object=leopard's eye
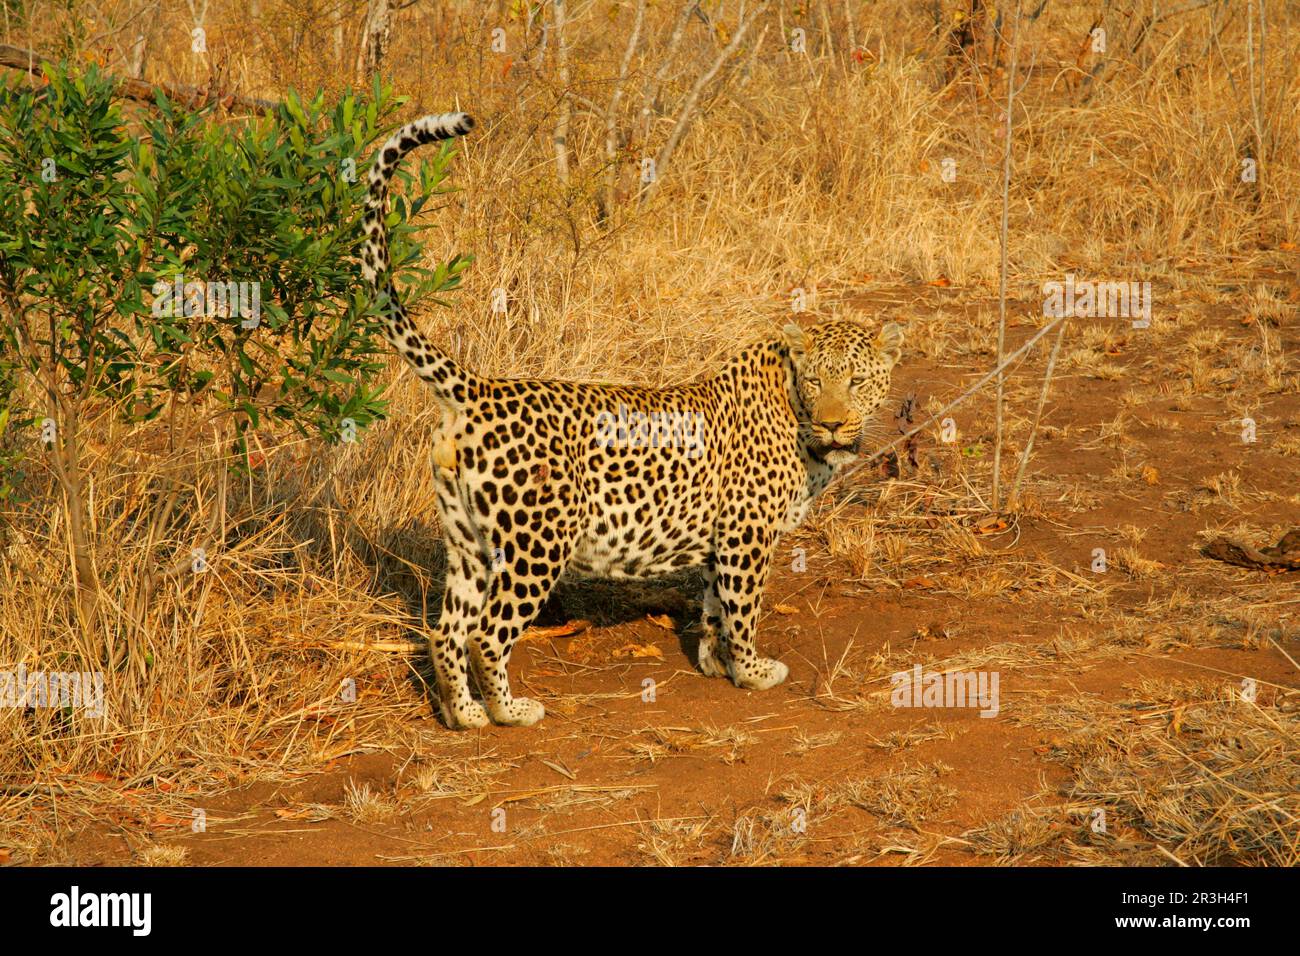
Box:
[850,376,867,387]
[806,378,821,389]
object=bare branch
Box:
[551,0,572,186]
[641,0,769,205]
[639,0,698,147]
[601,0,647,220]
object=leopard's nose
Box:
[819,420,844,432]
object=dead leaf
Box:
[646,614,675,631]
[916,622,952,640]
[520,619,590,642]
[773,603,799,615]
[1140,465,1160,485]
[613,642,664,659]
[548,697,579,716]
[273,807,316,820]
[973,516,1009,535]
[903,576,937,590]
[539,759,576,781]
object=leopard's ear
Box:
[782,324,808,359]
[875,322,904,366]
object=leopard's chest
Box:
[785,455,835,531]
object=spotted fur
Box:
[363,113,905,729]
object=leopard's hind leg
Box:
[430,547,491,729]
[428,443,493,730]
[469,537,573,727]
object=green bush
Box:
[0,62,470,459]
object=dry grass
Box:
[342,780,398,824]
[623,723,756,765]
[841,762,959,830]
[137,844,190,866]
[973,682,1300,865]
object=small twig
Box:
[83,2,156,49]
[826,311,1069,497]
[1266,635,1300,673]
[991,0,1022,511]
[1008,316,1068,508]
[817,0,834,59]
[1155,844,1190,867]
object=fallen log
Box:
[1203,529,1300,572]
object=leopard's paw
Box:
[697,634,729,678]
[728,657,789,691]
[491,696,545,727]
[441,697,491,730]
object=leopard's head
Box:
[783,319,904,466]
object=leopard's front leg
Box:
[711,527,789,691]
[697,559,729,678]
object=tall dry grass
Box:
[2,0,1298,858]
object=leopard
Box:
[361,112,905,729]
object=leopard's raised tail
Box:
[361,112,475,409]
